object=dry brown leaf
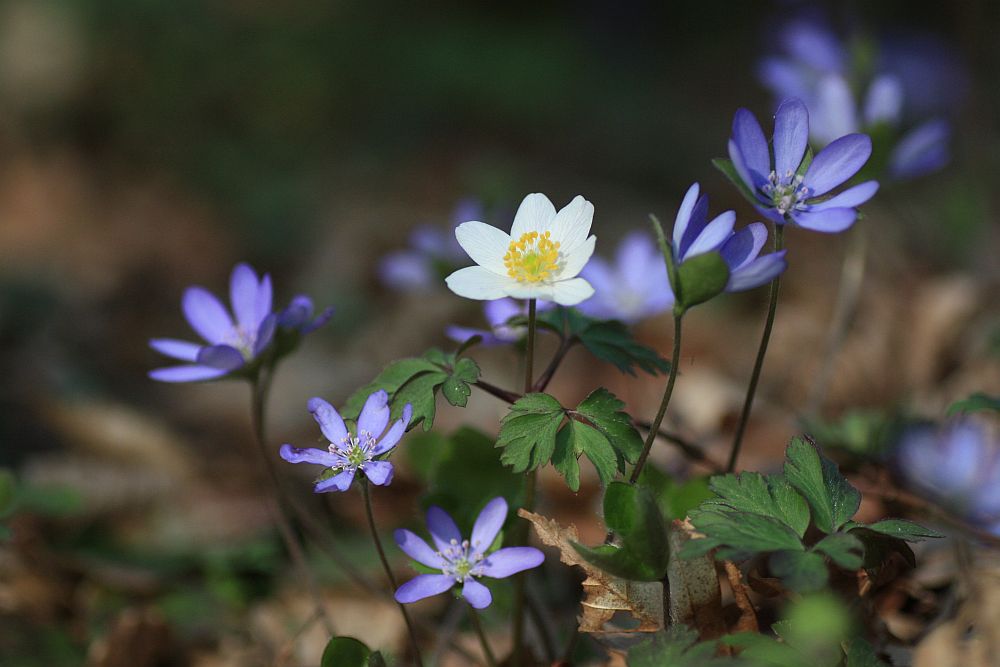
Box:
[666,519,727,643]
[723,560,759,634]
[519,509,663,635]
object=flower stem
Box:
[249,371,335,636]
[468,606,498,667]
[726,224,785,473]
[511,298,538,667]
[360,479,424,667]
[629,313,684,483]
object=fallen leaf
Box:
[666,519,726,642]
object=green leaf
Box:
[769,550,828,592]
[812,533,864,570]
[673,252,730,312]
[712,157,759,208]
[321,636,377,667]
[845,638,890,667]
[576,388,644,466]
[704,472,810,538]
[551,429,581,492]
[637,467,713,521]
[627,625,733,667]
[573,482,669,581]
[946,392,1000,416]
[849,526,916,572]
[720,633,802,667]
[554,420,617,490]
[682,509,804,560]
[496,393,564,473]
[344,357,442,413]
[577,320,670,376]
[783,437,860,534]
[440,357,480,407]
[863,518,943,541]
[391,370,448,429]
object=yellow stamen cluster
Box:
[503,231,561,283]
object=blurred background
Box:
[1,1,998,665]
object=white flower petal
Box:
[454,221,510,274]
[445,266,513,301]
[547,277,595,306]
[559,234,596,279]
[510,193,556,238]
[504,282,555,300]
[548,195,594,252]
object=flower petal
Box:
[462,579,493,609]
[426,506,462,553]
[484,298,523,329]
[558,234,595,279]
[548,195,594,253]
[255,273,273,327]
[455,221,510,275]
[315,468,355,493]
[728,251,788,292]
[546,277,594,306]
[149,338,201,362]
[308,397,349,444]
[148,364,229,382]
[808,181,879,211]
[719,223,768,272]
[229,263,261,330]
[510,193,556,238]
[793,207,857,233]
[371,404,412,455]
[182,286,234,344]
[445,266,514,301]
[445,325,500,346]
[680,210,735,260]
[196,344,245,370]
[811,75,858,146]
[470,497,507,553]
[394,574,455,604]
[671,183,701,251]
[731,109,770,188]
[863,74,903,127]
[394,529,445,569]
[279,444,341,466]
[804,133,872,197]
[357,390,391,439]
[889,120,950,180]
[773,98,809,178]
[253,314,277,356]
[363,460,394,486]
[480,546,545,578]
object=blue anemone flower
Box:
[577,231,673,323]
[729,98,878,233]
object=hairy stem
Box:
[360,480,424,667]
[726,224,785,473]
[629,313,684,483]
[468,606,498,667]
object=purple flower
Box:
[728,98,878,233]
[577,231,673,323]
[379,198,482,292]
[279,391,411,492]
[150,263,278,382]
[277,295,334,335]
[445,298,553,346]
[394,497,544,609]
[895,419,1000,532]
[670,183,788,293]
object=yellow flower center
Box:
[503,231,561,283]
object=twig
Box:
[633,420,726,473]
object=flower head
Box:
[729,98,878,233]
[670,183,788,294]
[445,298,553,346]
[279,391,411,492]
[577,231,672,323]
[445,193,596,306]
[278,295,335,335]
[394,497,544,609]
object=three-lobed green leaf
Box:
[321,637,385,667]
[783,437,861,534]
[704,472,810,538]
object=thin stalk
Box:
[629,314,684,483]
[468,606,498,667]
[249,372,335,636]
[511,298,538,667]
[726,224,785,473]
[360,480,424,667]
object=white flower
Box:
[445,193,596,305]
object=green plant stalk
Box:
[511,298,537,667]
[249,370,335,636]
[468,605,498,667]
[726,223,786,472]
[629,313,684,483]
[360,479,424,667]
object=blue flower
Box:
[446,298,553,346]
[149,263,332,383]
[280,391,411,492]
[394,497,544,609]
[577,231,673,323]
[729,99,878,233]
[670,183,788,292]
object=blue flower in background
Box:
[669,183,788,292]
[379,198,483,291]
[446,298,552,346]
[577,231,673,323]
[758,17,963,180]
[394,497,544,609]
[895,418,1000,533]
[278,295,334,335]
[280,391,411,492]
[729,98,878,233]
